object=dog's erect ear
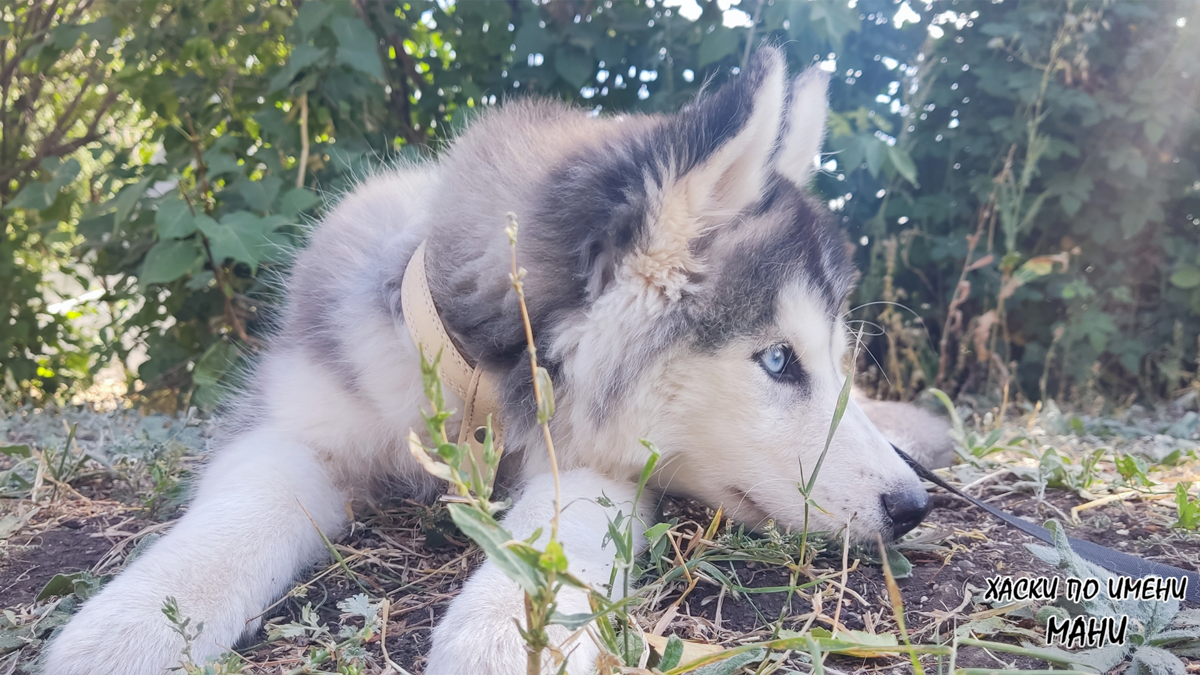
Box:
[622,47,787,300]
[776,68,831,188]
[662,46,787,222]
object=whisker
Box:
[844,320,892,388]
[842,300,938,354]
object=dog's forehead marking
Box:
[776,281,838,367]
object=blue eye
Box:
[757,344,808,387]
[759,344,790,376]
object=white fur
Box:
[777,70,832,189]
[41,428,346,672]
[42,172,442,674]
[631,50,786,300]
[42,171,658,675]
[427,470,650,675]
[44,51,944,675]
[642,285,916,535]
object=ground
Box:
[2,396,1199,674]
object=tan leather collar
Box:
[401,242,504,475]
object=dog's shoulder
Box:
[853,389,957,469]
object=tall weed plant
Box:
[4,1,1199,407]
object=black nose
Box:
[882,487,931,539]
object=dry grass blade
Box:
[297,499,370,595]
[379,597,415,675]
[831,522,851,639]
[955,670,1096,675]
[877,534,924,675]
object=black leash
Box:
[893,445,1200,605]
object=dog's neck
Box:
[400,242,505,475]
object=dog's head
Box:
[542,46,929,542]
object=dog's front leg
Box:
[41,427,349,675]
[426,468,650,675]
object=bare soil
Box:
[3,405,1199,674]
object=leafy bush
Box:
[0,1,135,397]
[865,1,1200,405]
[2,0,1197,407]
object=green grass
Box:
[2,396,1199,673]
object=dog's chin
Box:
[714,489,896,543]
[717,488,774,529]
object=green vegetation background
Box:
[3,0,1199,409]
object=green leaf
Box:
[644,521,671,544]
[337,593,376,618]
[810,1,861,46]
[1144,121,1166,146]
[803,352,855,494]
[238,176,283,213]
[199,213,274,271]
[636,439,661,497]
[141,239,203,285]
[605,518,632,562]
[887,145,919,187]
[218,212,290,268]
[0,509,36,539]
[1175,483,1200,530]
[1121,208,1151,238]
[202,224,255,268]
[203,148,242,177]
[698,27,740,68]
[886,546,913,579]
[112,177,153,226]
[1026,519,1135,626]
[192,340,239,389]
[47,158,81,193]
[280,188,321,217]
[295,1,336,38]
[1036,605,1070,626]
[77,212,115,243]
[5,182,51,211]
[270,43,329,92]
[1129,645,1186,675]
[331,17,384,81]
[691,648,765,675]
[50,23,87,50]
[539,539,569,574]
[659,635,685,670]
[185,270,214,291]
[0,631,23,654]
[593,37,624,72]
[0,445,30,458]
[810,627,902,651]
[864,137,885,178]
[535,365,556,424]
[554,44,593,88]
[1170,266,1200,290]
[447,504,543,595]
[81,16,115,43]
[1060,192,1083,217]
[156,200,196,239]
[513,20,550,59]
[36,572,85,601]
[981,22,1020,37]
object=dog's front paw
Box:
[41,585,190,675]
[426,563,599,675]
[41,565,245,675]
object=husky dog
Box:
[44,47,951,674]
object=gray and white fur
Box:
[44,47,953,675]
